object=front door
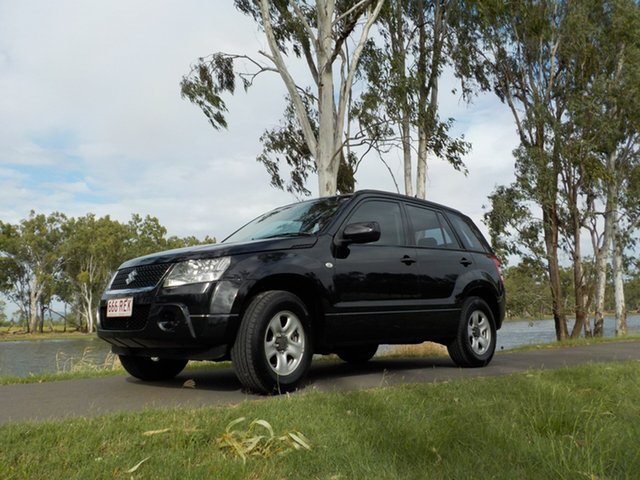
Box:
[329,199,421,343]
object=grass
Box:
[0,326,91,342]
[507,333,640,352]
[0,361,639,479]
[0,369,125,386]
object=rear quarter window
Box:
[447,212,490,252]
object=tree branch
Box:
[334,0,385,163]
[259,0,318,156]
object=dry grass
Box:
[0,326,91,342]
[382,342,448,358]
[55,347,122,373]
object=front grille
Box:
[110,264,171,290]
[100,305,150,331]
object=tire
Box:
[118,355,188,381]
[231,291,313,394]
[447,297,496,368]
[336,344,378,364]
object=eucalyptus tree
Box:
[482,0,640,340]
[561,0,640,337]
[355,0,483,198]
[0,212,68,333]
[479,0,570,340]
[181,0,384,197]
[60,215,131,332]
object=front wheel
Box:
[231,291,313,394]
[118,355,188,381]
[447,297,496,368]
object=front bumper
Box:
[96,281,240,361]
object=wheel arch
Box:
[462,283,504,330]
[236,273,326,335]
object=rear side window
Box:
[447,212,489,252]
[405,205,460,249]
[346,200,404,246]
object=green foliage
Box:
[258,94,317,197]
[480,0,640,336]
[485,185,545,262]
[0,211,68,331]
[0,212,213,333]
[503,262,552,319]
[257,94,356,196]
[180,53,235,130]
[625,276,640,313]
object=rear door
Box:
[404,204,471,336]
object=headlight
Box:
[163,257,231,287]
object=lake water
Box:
[0,337,113,378]
[496,314,640,352]
[0,315,638,378]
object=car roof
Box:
[350,189,465,217]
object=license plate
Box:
[106,297,133,317]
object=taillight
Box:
[490,254,504,282]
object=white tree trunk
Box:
[332,0,384,196]
[28,281,41,333]
[402,116,413,197]
[316,0,337,196]
[593,152,616,336]
[80,283,95,333]
[416,130,427,199]
[612,225,627,336]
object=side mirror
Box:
[341,221,381,245]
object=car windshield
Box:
[223,196,348,243]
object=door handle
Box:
[401,255,417,265]
[460,257,473,267]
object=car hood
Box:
[119,236,319,269]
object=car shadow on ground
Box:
[123,355,456,395]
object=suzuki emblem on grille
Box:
[125,270,138,286]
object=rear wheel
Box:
[336,344,378,364]
[118,355,188,381]
[231,291,313,394]
[447,297,496,367]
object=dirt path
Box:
[1,341,639,425]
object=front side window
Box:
[345,200,404,246]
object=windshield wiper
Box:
[259,232,315,240]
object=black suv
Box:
[98,190,505,393]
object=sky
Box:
[0,1,519,244]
